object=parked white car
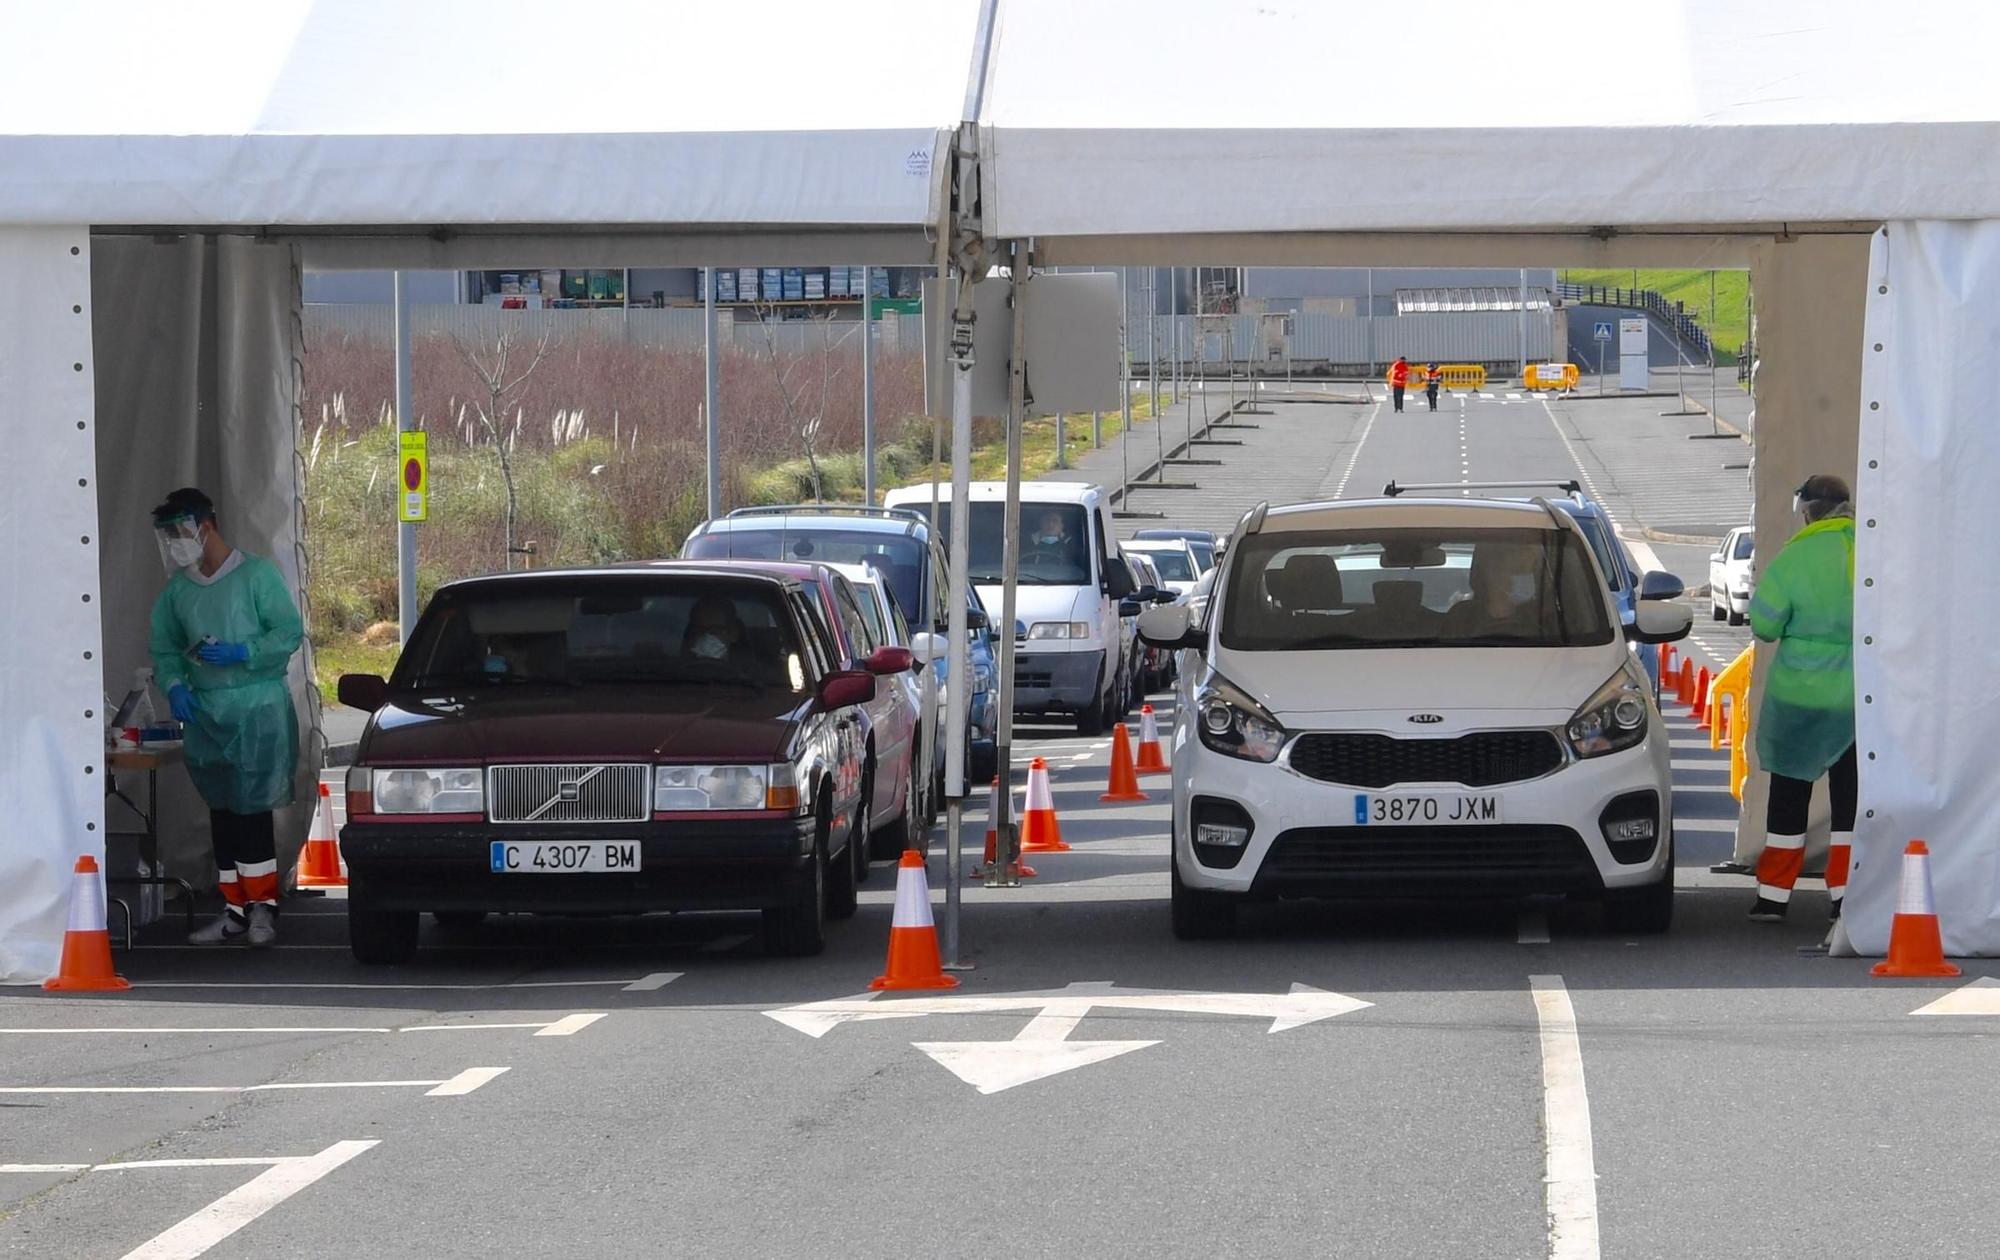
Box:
[1709,526,1754,625]
[1139,495,1692,940]
[1122,538,1202,601]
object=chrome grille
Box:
[488,764,650,824]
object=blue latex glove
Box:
[195,640,250,666]
[168,683,198,723]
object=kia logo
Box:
[1408,714,1444,725]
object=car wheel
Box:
[349,888,419,965]
[1170,851,1236,940]
[1075,683,1109,736]
[431,910,487,935]
[829,797,861,921]
[1727,605,1746,627]
[1602,838,1675,935]
[870,762,920,861]
[765,816,829,956]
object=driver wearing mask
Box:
[1445,545,1544,637]
[684,594,747,665]
[1030,510,1071,550]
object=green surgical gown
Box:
[1748,515,1856,783]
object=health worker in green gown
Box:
[148,487,304,948]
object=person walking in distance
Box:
[149,488,305,947]
[1746,475,1858,923]
[1389,356,1409,413]
[1424,362,1442,412]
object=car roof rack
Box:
[722,504,927,526]
[1382,479,1583,500]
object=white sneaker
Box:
[244,904,278,949]
[189,912,247,945]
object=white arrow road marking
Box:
[1532,976,1601,1260]
[1911,977,2000,1015]
[533,1013,607,1037]
[118,1140,378,1260]
[915,1038,1160,1095]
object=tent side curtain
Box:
[1850,220,2000,957]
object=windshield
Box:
[1186,540,1216,572]
[683,526,926,623]
[1142,549,1195,582]
[851,581,889,646]
[1219,526,1613,651]
[924,502,1093,586]
[396,578,806,692]
[1734,531,1755,560]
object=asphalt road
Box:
[9,391,1987,1260]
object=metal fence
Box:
[1130,311,1558,371]
[303,303,921,357]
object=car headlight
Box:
[1195,674,1287,763]
[1026,621,1092,640]
[653,764,800,812]
[366,767,484,815]
[1566,671,1650,759]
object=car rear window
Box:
[1220,526,1613,651]
[396,577,806,693]
[683,526,926,623]
[1142,549,1195,581]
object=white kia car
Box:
[1139,495,1692,939]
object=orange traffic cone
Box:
[870,850,959,990]
[1101,724,1148,803]
[296,782,347,889]
[1019,757,1071,853]
[1135,704,1169,776]
[43,855,131,993]
[1873,840,1962,978]
[1676,659,1696,707]
[1660,642,1677,680]
[1693,668,1713,731]
[972,777,1037,879]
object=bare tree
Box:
[752,305,856,502]
[455,324,561,569]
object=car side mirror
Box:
[1636,570,1686,601]
[337,673,388,713]
[1118,599,1142,618]
[1132,584,1163,604]
[908,632,945,665]
[1152,589,1177,604]
[965,606,990,631]
[863,645,915,675]
[1708,552,1722,563]
[816,669,877,710]
[1137,603,1202,650]
[1627,603,1693,644]
[1102,558,1136,600]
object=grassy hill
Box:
[1561,269,1751,362]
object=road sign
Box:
[397,431,428,523]
[1592,321,1613,342]
[767,981,1373,1094]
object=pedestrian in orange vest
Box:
[1424,362,1442,411]
[1389,356,1409,413]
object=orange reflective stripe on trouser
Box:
[1754,833,1806,903]
[1825,833,1852,903]
[217,868,247,908]
[236,859,280,907]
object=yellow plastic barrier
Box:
[1524,362,1580,391]
[1385,364,1486,391]
[1707,645,1753,801]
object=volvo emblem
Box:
[1408,714,1444,725]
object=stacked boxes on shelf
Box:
[738,268,760,302]
[829,266,851,298]
[803,268,827,300]
[716,270,738,302]
[762,268,783,302]
[782,267,805,300]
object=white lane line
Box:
[139,975,676,992]
[1669,758,1726,771]
[398,1022,551,1034]
[698,934,752,954]
[0,1163,90,1173]
[0,1027,393,1036]
[1330,399,1385,499]
[0,1078,466,1096]
[118,1140,378,1260]
[99,1158,290,1171]
[623,971,681,992]
[1530,975,1601,1260]
[1069,752,1092,763]
[425,1066,510,1096]
[533,1013,607,1038]
[1673,783,1736,796]
[1517,910,1551,945]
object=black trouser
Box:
[210,808,279,913]
[1757,743,1858,905]
[1392,384,1405,411]
[1425,384,1439,410]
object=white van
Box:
[883,481,1148,733]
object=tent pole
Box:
[989,249,1029,887]
[393,271,417,643]
[860,265,877,500]
[704,267,720,518]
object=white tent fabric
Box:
[1847,221,2000,956]
[978,0,2000,237]
[0,0,974,229]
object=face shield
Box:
[155,515,204,573]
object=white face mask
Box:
[1506,574,1537,604]
[156,521,205,574]
[692,633,728,660]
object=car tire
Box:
[871,762,922,861]
[829,797,861,921]
[431,910,487,935]
[1711,595,1726,621]
[1602,842,1675,935]
[1727,605,1746,627]
[1076,682,1109,736]
[349,889,420,965]
[1170,851,1236,940]
[765,817,829,956]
